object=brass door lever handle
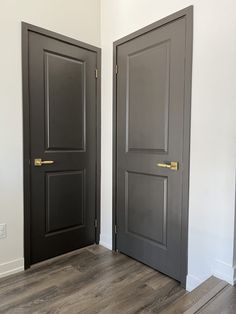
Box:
[157,161,178,171]
[34,158,54,166]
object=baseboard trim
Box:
[212,259,236,285]
[99,233,112,250]
[233,270,236,285]
[233,266,236,285]
[186,274,203,292]
[0,258,24,279]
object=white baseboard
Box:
[0,258,24,279]
[233,267,236,285]
[99,233,112,250]
[186,273,203,292]
[187,259,236,292]
[212,259,236,286]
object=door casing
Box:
[22,22,101,269]
[112,6,193,287]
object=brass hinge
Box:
[95,68,98,79]
[94,219,98,228]
[114,225,118,234]
[115,64,118,74]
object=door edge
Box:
[22,22,101,269]
[112,6,193,288]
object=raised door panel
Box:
[125,171,167,247]
[45,170,85,234]
[45,52,86,151]
[127,41,170,153]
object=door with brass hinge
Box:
[23,23,101,265]
[114,7,193,283]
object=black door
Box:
[27,27,99,264]
[115,11,192,281]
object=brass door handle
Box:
[34,158,54,167]
[157,161,178,171]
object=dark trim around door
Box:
[112,6,193,287]
[22,22,101,269]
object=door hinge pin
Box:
[114,225,118,234]
[94,219,98,228]
[95,68,98,78]
[115,65,118,74]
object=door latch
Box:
[34,158,54,167]
[157,161,178,171]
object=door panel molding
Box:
[126,40,170,154]
[125,171,168,248]
[44,51,86,152]
[22,22,101,269]
[45,170,86,234]
[113,6,193,287]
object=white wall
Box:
[100,0,236,290]
[0,0,100,277]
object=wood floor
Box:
[0,245,233,313]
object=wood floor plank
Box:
[197,284,236,314]
[38,256,157,313]
[184,280,228,314]
[0,248,94,293]
[0,249,102,303]
[159,276,225,314]
[0,251,129,313]
[0,245,231,314]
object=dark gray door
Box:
[116,17,188,281]
[28,30,98,264]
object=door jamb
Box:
[22,22,101,269]
[112,6,193,287]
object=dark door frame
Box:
[22,22,101,269]
[112,6,193,287]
